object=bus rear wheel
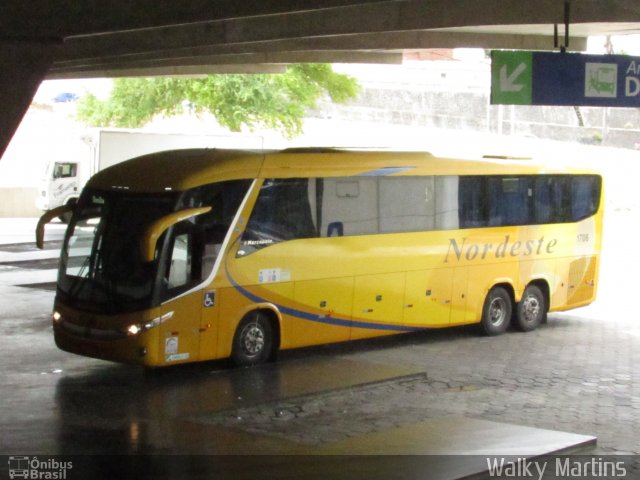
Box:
[514,285,546,332]
[231,311,274,367]
[481,286,512,336]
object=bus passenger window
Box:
[178,179,251,273]
[552,176,572,223]
[379,177,436,233]
[487,177,531,226]
[240,179,316,255]
[435,176,460,230]
[459,177,488,228]
[167,233,192,290]
[572,176,600,221]
[533,177,554,224]
[320,178,378,236]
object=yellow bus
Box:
[37,148,603,367]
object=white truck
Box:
[36,128,262,216]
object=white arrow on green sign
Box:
[491,50,640,107]
[491,51,533,105]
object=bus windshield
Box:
[58,190,178,314]
[57,180,252,314]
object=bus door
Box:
[156,179,253,363]
[158,286,220,364]
[157,218,224,364]
[158,229,203,364]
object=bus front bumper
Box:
[52,314,161,366]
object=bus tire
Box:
[231,311,274,367]
[514,284,546,332]
[480,286,512,336]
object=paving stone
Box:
[202,311,640,455]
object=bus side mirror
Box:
[35,204,75,249]
[140,206,212,262]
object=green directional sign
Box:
[491,51,533,105]
[492,50,640,107]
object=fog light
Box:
[52,311,62,322]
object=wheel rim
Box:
[522,294,541,324]
[240,323,265,357]
[489,297,507,326]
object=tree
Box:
[76,64,359,137]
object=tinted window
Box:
[572,176,601,221]
[58,190,178,314]
[240,179,316,255]
[161,180,251,299]
[238,174,601,254]
[459,177,487,228]
[488,177,532,226]
[533,176,571,223]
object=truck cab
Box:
[36,160,81,212]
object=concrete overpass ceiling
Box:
[439,22,640,37]
[2,0,640,157]
[47,51,406,80]
[47,33,589,80]
[1,0,396,38]
[40,0,640,79]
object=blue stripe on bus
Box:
[359,167,415,176]
[226,266,422,333]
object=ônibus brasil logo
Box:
[7,456,72,479]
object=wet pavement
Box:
[1,214,640,478]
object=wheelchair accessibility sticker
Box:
[203,290,216,308]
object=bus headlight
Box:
[126,311,174,336]
[126,321,155,336]
[52,311,62,322]
[127,324,141,336]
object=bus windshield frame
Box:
[57,189,179,314]
[57,179,252,315]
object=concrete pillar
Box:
[0,41,58,160]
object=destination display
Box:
[491,50,640,107]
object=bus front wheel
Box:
[231,311,274,367]
[514,285,546,332]
[480,286,512,336]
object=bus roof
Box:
[87,147,598,193]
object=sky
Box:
[588,34,640,55]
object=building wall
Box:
[323,61,640,150]
[0,188,40,217]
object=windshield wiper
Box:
[67,255,92,298]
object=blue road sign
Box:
[491,51,640,107]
